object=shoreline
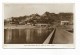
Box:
[4,25,51,29]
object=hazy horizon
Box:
[4,4,74,19]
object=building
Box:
[35,23,49,27]
[61,21,69,25]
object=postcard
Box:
[3,3,74,48]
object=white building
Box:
[61,21,69,25]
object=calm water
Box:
[4,28,53,44]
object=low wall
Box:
[43,28,56,44]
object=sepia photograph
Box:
[3,3,74,48]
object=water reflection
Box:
[4,28,53,44]
[4,29,12,43]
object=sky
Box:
[4,4,74,19]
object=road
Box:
[52,28,73,44]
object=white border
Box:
[1,0,80,55]
[3,3,75,49]
[3,44,74,48]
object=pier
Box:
[43,27,73,44]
